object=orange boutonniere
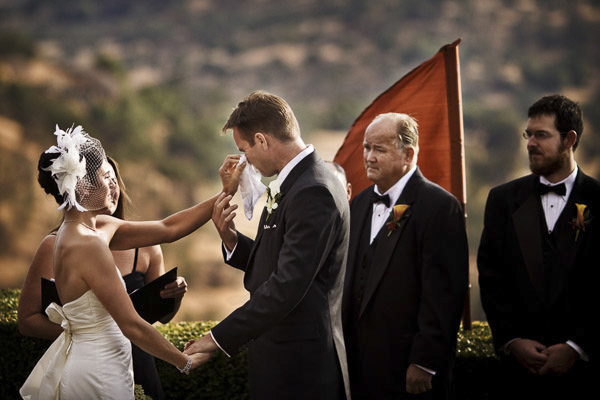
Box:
[386,204,410,236]
[571,203,592,242]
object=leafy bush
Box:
[0,290,54,400]
[2,289,500,400]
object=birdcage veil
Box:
[42,125,109,212]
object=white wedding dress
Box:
[20,272,134,400]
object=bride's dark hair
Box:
[38,151,63,205]
[37,145,105,206]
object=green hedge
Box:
[1,289,499,399]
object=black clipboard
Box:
[41,278,62,310]
[40,267,178,324]
[129,267,178,323]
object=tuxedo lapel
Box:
[348,191,372,270]
[559,170,588,264]
[512,178,546,303]
[547,172,585,305]
[247,207,268,270]
[343,188,373,314]
[358,170,420,318]
[279,151,318,195]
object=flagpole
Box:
[444,39,471,330]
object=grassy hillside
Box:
[1,0,598,321]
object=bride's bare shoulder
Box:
[56,232,112,267]
[96,214,121,230]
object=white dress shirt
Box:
[539,166,577,233]
[370,165,416,243]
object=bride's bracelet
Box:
[177,356,192,374]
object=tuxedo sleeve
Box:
[410,193,469,371]
[222,232,254,272]
[477,188,519,351]
[211,185,342,356]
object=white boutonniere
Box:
[265,179,282,221]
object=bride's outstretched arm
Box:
[102,156,245,251]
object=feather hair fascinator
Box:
[43,125,107,211]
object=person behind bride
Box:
[18,155,187,400]
[20,125,241,399]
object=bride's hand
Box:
[219,154,245,196]
[182,335,218,372]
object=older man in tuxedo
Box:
[343,112,469,399]
[478,94,597,399]
[185,90,351,399]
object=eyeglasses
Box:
[522,131,567,141]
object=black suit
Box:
[343,168,469,399]
[477,169,598,398]
[211,151,351,399]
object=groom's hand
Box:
[188,352,214,371]
[219,154,245,196]
[184,334,218,354]
[184,335,219,371]
[212,192,239,251]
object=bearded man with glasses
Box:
[478,94,598,399]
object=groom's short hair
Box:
[222,90,300,144]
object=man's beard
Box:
[529,145,569,177]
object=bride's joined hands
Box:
[220,154,246,196]
[179,336,218,373]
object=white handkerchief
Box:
[238,155,266,220]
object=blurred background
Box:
[1,0,598,323]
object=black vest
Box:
[539,201,568,305]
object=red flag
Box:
[334,39,465,206]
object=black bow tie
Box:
[537,182,566,196]
[371,192,391,207]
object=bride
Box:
[20,125,242,399]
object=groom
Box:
[185,90,351,399]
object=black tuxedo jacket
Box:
[342,168,469,399]
[478,170,599,358]
[211,151,351,399]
